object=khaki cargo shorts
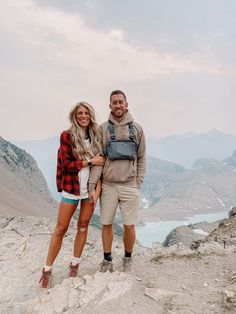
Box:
[100,183,140,225]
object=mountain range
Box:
[11,129,236,219]
[148,129,236,168]
[14,129,236,167]
[141,153,236,220]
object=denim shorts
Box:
[61,190,90,204]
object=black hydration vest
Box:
[104,122,138,160]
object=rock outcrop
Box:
[206,215,236,247]
[163,208,236,250]
[0,137,57,217]
[162,220,219,247]
[229,207,236,218]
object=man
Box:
[89,90,146,273]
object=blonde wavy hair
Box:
[68,102,101,160]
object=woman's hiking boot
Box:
[39,268,52,289]
[69,262,79,277]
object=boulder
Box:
[229,207,236,218]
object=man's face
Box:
[109,94,128,119]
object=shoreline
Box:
[139,206,230,223]
[136,209,229,248]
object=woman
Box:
[39,102,105,288]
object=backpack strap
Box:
[128,122,135,140]
[108,122,116,140]
[108,121,135,141]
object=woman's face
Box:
[76,105,91,128]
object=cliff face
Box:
[0,137,57,217]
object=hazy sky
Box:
[1,0,236,140]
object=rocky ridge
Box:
[162,220,219,248]
[141,153,236,220]
[0,137,57,217]
[163,207,236,248]
[147,130,236,168]
[0,212,236,313]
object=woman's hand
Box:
[89,191,98,207]
[89,191,96,205]
[89,180,101,207]
[91,154,106,166]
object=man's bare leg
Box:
[123,224,135,253]
[102,224,113,253]
[122,224,136,272]
[101,224,114,272]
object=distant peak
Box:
[206,128,221,134]
[204,128,235,137]
[180,131,199,139]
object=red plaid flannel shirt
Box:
[56,131,82,195]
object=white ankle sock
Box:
[71,257,81,265]
[44,265,53,272]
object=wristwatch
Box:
[88,159,93,167]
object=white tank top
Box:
[62,138,91,200]
[78,138,91,198]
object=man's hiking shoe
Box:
[69,262,79,277]
[122,257,135,275]
[39,268,52,288]
[100,259,113,273]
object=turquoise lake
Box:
[136,211,229,248]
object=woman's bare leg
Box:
[45,202,78,266]
[73,200,94,258]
